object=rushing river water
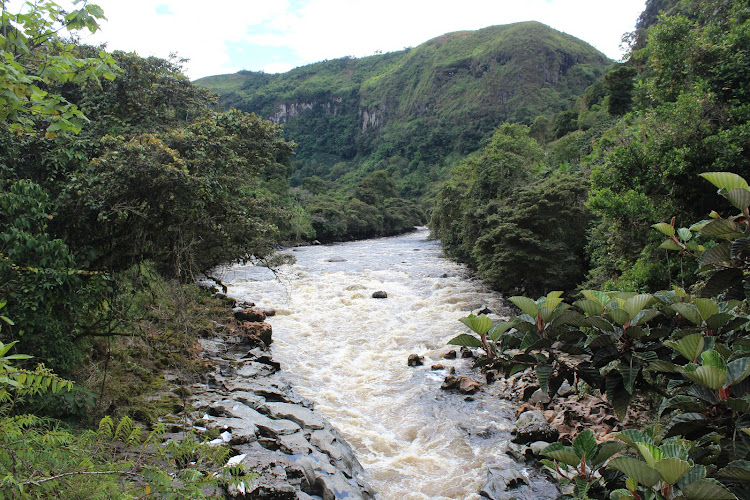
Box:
[219,228,556,499]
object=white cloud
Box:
[5,0,646,78]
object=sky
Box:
[11,0,647,80]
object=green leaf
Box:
[654,457,691,485]
[665,413,708,438]
[536,364,553,393]
[608,457,661,487]
[700,242,731,268]
[693,298,719,321]
[575,299,605,317]
[573,430,598,464]
[705,312,734,330]
[660,238,684,250]
[701,350,727,370]
[623,294,654,320]
[664,333,705,362]
[727,358,750,385]
[606,373,631,421]
[700,218,740,238]
[682,364,727,390]
[591,441,626,467]
[725,187,750,210]
[700,268,744,298]
[671,303,703,325]
[607,308,630,326]
[488,321,513,341]
[619,365,640,394]
[716,460,750,481]
[585,316,615,331]
[653,222,675,237]
[631,308,660,326]
[541,442,581,467]
[700,172,749,192]
[447,334,482,348]
[682,478,737,500]
[726,397,750,414]
[659,443,689,460]
[582,290,613,306]
[550,310,586,327]
[520,332,541,351]
[635,442,663,467]
[459,314,493,335]
[678,227,693,241]
[509,296,539,318]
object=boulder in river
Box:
[238,321,273,347]
[407,354,424,366]
[441,375,481,394]
[479,466,529,499]
[511,410,559,444]
[234,307,266,322]
[371,291,388,299]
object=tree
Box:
[0,0,117,136]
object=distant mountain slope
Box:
[196,21,612,193]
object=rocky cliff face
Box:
[269,97,344,124]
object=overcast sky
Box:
[13,0,647,80]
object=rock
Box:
[479,467,529,499]
[326,256,347,262]
[485,369,500,384]
[312,240,321,245]
[234,307,266,322]
[477,306,492,315]
[443,349,457,359]
[529,389,551,405]
[441,375,481,394]
[460,346,475,358]
[430,363,444,370]
[407,354,424,366]
[512,410,559,444]
[371,291,388,299]
[262,402,328,431]
[262,308,277,317]
[557,380,574,396]
[238,321,273,347]
[529,440,551,457]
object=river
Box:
[219,228,556,499]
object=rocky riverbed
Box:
[189,299,375,499]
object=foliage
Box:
[431,125,591,295]
[0,179,106,372]
[586,0,750,290]
[0,0,118,136]
[540,429,626,498]
[0,337,254,498]
[451,172,750,498]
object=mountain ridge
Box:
[195,21,613,194]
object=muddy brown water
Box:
[219,228,557,499]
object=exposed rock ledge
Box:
[191,300,375,499]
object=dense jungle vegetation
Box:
[0,1,277,495]
[443,1,750,498]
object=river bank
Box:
[191,298,376,498]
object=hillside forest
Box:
[2,0,750,497]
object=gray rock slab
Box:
[263,402,328,430]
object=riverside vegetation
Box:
[4,0,750,498]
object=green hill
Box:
[195,21,612,195]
